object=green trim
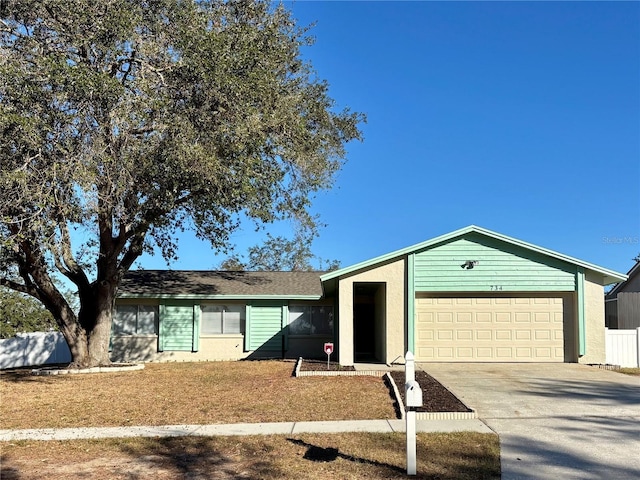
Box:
[320,225,627,285]
[282,304,289,351]
[577,267,586,356]
[192,304,200,352]
[245,304,252,351]
[118,294,321,300]
[407,253,415,353]
[158,304,165,352]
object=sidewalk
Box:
[0,418,492,441]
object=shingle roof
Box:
[118,270,324,298]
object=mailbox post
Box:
[405,351,423,476]
[324,342,334,370]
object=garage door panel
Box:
[496,347,513,358]
[457,347,473,358]
[456,330,473,340]
[416,296,564,362]
[476,330,492,340]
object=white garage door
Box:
[415,296,564,362]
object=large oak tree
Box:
[0,0,363,367]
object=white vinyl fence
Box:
[605,328,640,368]
[0,332,71,369]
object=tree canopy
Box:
[0,287,56,339]
[0,0,363,366]
[218,229,340,272]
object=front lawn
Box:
[0,360,396,429]
[0,432,501,480]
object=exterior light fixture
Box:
[461,260,479,270]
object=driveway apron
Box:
[421,363,640,480]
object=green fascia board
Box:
[320,225,628,286]
[118,294,321,301]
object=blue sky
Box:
[139,1,639,277]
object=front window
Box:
[289,305,333,335]
[201,304,244,334]
[114,305,158,335]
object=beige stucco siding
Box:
[110,335,247,362]
[578,273,606,364]
[337,258,406,366]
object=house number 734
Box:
[490,285,503,291]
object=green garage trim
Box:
[414,233,576,292]
[577,267,586,356]
[407,253,416,353]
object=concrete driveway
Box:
[421,363,640,480]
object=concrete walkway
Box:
[422,363,640,480]
[0,418,492,442]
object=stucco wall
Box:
[578,273,606,364]
[110,335,248,362]
[337,258,406,365]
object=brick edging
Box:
[294,357,387,377]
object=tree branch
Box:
[0,277,40,299]
[118,231,147,273]
[53,220,91,291]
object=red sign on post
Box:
[324,342,334,370]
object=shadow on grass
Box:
[0,366,68,384]
[0,455,21,480]
[1,433,500,479]
[287,437,405,472]
[118,436,284,479]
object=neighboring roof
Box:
[321,225,628,285]
[118,270,324,299]
[606,260,640,299]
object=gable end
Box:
[414,233,576,292]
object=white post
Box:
[405,351,417,476]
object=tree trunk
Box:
[68,282,116,368]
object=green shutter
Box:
[249,302,284,351]
[161,302,195,351]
